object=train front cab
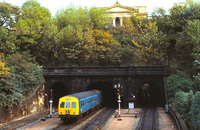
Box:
[58,96,79,120]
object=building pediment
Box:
[107,1,135,13]
[108,7,134,13]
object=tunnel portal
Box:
[44,66,169,108]
[50,82,69,108]
[87,81,118,108]
[137,82,162,107]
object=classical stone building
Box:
[106,1,147,27]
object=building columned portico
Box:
[107,1,147,27]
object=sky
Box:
[0,0,196,16]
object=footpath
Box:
[104,107,176,130]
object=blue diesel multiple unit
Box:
[58,90,102,121]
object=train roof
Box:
[62,90,101,100]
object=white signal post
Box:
[49,89,53,117]
[49,100,53,117]
[118,84,121,117]
[118,94,121,117]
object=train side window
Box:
[80,101,82,107]
[66,102,70,108]
[60,102,65,108]
[71,102,76,108]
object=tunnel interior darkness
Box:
[137,82,162,107]
[87,81,118,108]
[50,83,69,108]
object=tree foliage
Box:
[0,2,21,28]
[190,91,200,129]
[0,52,42,109]
[89,7,111,29]
[167,70,200,129]
[171,91,193,125]
[0,53,10,77]
[0,26,18,53]
[16,0,51,62]
[0,3,19,54]
[6,53,42,95]
[186,20,200,74]
[167,70,193,101]
[132,21,168,65]
[44,5,117,66]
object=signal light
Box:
[117,89,120,95]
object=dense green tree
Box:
[54,5,91,31]
[0,26,18,54]
[0,2,20,54]
[80,29,121,66]
[168,1,188,33]
[0,2,21,28]
[151,7,169,33]
[6,53,42,96]
[167,70,193,102]
[109,17,137,66]
[0,52,42,109]
[16,0,51,63]
[171,91,193,126]
[89,7,111,29]
[49,5,119,66]
[132,21,168,65]
[167,70,200,129]
[0,53,10,77]
[0,75,23,108]
[151,1,200,75]
[39,22,60,65]
[186,20,200,74]
[190,91,200,129]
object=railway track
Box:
[0,109,57,130]
[46,107,114,130]
[136,108,159,130]
[80,107,114,130]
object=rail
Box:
[0,110,49,130]
[135,108,159,130]
[168,105,188,130]
[80,107,114,130]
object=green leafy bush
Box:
[167,70,193,102]
[0,53,42,108]
[171,91,193,126]
[167,70,200,129]
[190,91,200,129]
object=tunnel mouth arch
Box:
[87,81,118,108]
[49,82,69,108]
[136,82,162,107]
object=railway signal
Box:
[117,88,120,95]
[114,83,122,117]
[49,89,53,117]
